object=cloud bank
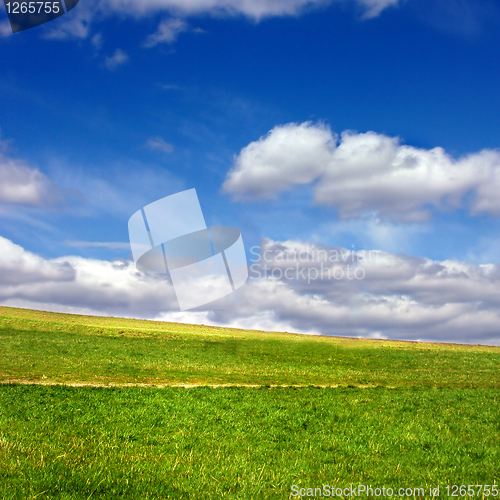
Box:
[0,237,177,317]
[223,122,500,222]
[1,236,500,345]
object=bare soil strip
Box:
[0,380,389,389]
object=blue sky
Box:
[1,0,500,344]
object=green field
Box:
[0,306,499,499]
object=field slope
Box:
[1,306,499,388]
[0,306,499,499]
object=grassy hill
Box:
[0,306,499,499]
[1,306,498,388]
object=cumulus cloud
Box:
[0,236,178,317]
[212,238,500,345]
[1,236,500,345]
[0,238,75,286]
[223,122,500,222]
[0,150,65,207]
[144,18,188,47]
[104,48,129,70]
[224,122,335,197]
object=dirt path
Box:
[0,379,388,389]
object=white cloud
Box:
[146,136,174,153]
[101,0,389,20]
[220,238,500,344]
[223,122,500,222]
[224,122,335,198]
[0,236,178,317]
[34,0,399,41]
[104,48,129,70]
[0,150,65,207]
[144,18,188,47]
[0,238,75,285]
[1,236,500,345]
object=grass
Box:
[0,306,499,499]
[1,307,499,388]
[1,386,499,499]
